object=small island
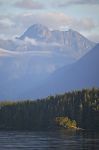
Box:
[55,117,77,129]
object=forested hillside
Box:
[0,88,99,130]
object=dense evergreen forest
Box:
[0,88,99,131]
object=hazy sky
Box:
[0,0,99,42]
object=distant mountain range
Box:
[18,24,95,59]
[0,24,95,60]
[0,24,98,100]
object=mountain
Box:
[0,49,73,100]
[29,44,99,99]
[18,24,95,59]
[0,24,97,100]
[19,24,50,41]
[0,24,95,61]
[0,53,56,100]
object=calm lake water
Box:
[0,130,99,150]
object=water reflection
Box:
[0,130,99,150]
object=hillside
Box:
[30,44,99,99]
[0,88,99,130]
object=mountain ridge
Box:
[0,24,95,61]
[28,44,99,99]
[18,24,95,59]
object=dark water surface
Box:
[0,130,99,150]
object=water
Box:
[0,130,99,150]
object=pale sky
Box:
[0,0,99,42]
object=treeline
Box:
[0,88,99,130]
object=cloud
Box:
[16,12,96,32]
[0,48,17,56]
[56,0,99,7]
[0,16,16,39]
[24,37,37,45]
[0,46,53,57]
[0,14,26,39]
[14,12,73,29]
[15,0,44,9]
[88,34,99,43]
[76,0,99,5]
[0,12,97,41]
[0,18,14,27]
[71,18,95,31]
